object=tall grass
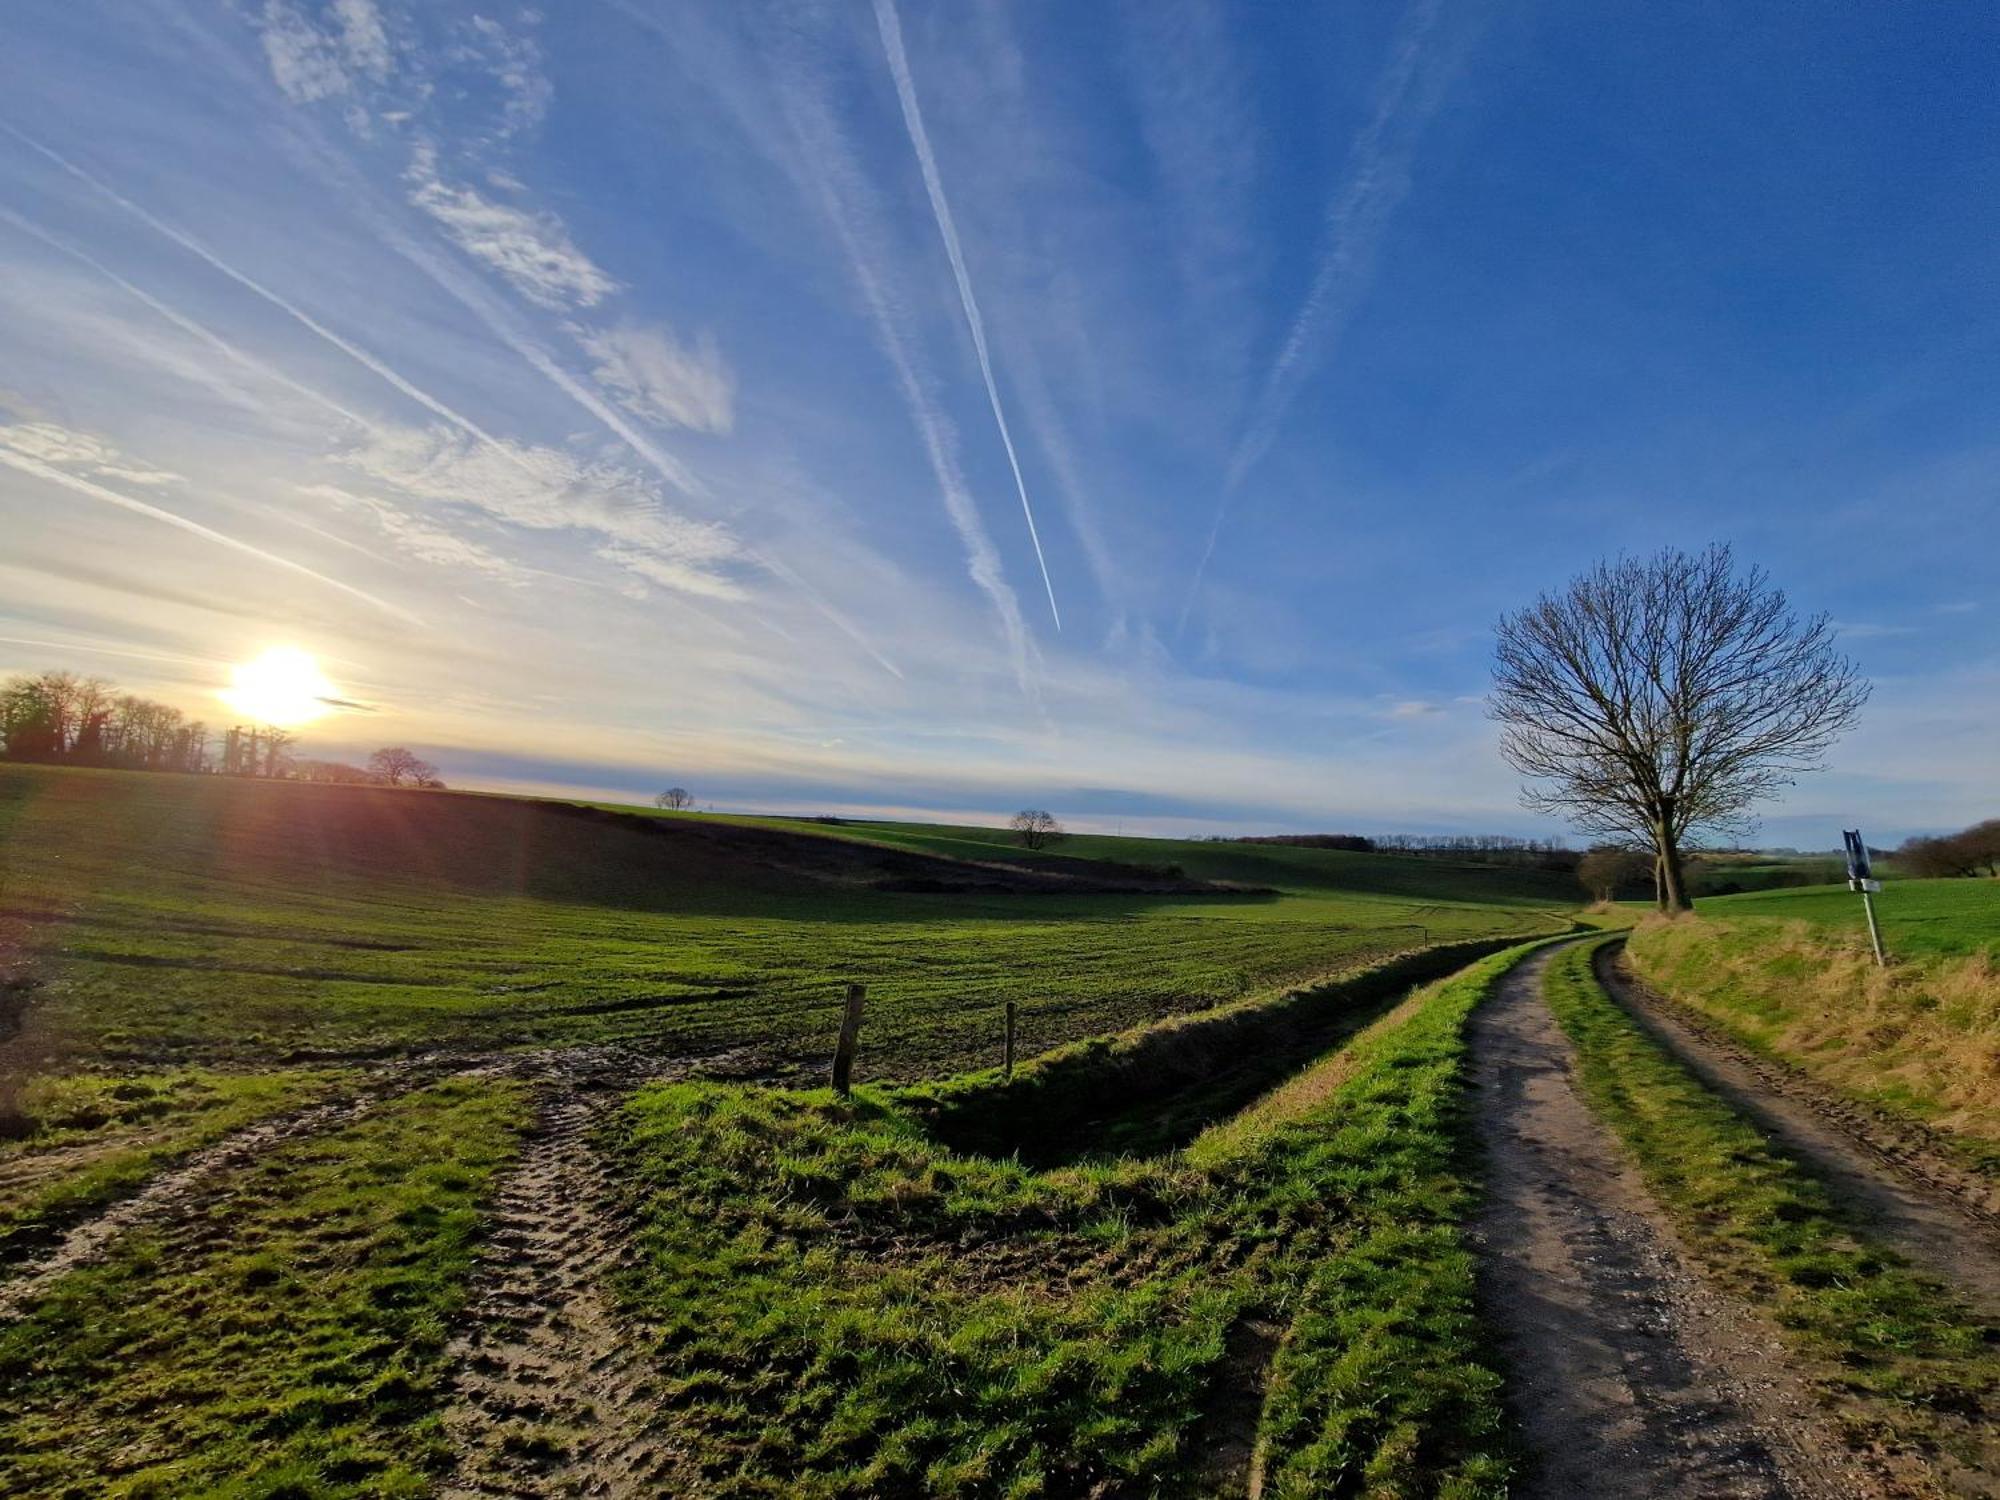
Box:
[1627,914,2000,1161]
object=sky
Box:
[1,1,1995,845]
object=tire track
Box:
[0,1077,414,1319]
[1469,944,1877,1499]
[438,1046,757,1498]
[1600,941,2000,1299]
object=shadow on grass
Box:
[900,934,1544,1167]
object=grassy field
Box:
[0,1078,526,1495]
[0,763,1585,1494]
[608,940,1561,1496]
[1626,880,2000,1160]
[1543,939,1997,1459]
[0,765,1569,1080]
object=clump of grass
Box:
[1628,913,2000,1162]
[1543,938,1999,1442]
[610,941,1562,1496]
[0,1077,527,1495]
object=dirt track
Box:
[1470,943,1876,1499]
[435,1046,754,1498]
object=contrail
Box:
[0,206,376,432]
[1176,0,1453,636]
[0,121,519,461]
[872,0,1061,632]
[768,36,1037,698]
[0,449,420,623]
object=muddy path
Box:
[1469,943,1880,1499]
[438,1045,761,1498]
[1599,942,2000,1304]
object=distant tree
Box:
[294,758,371,784]
[1898,820,2000,878]
[654,787,694,811]
[1577,846,1652,903]
[259,727,297,779]
[1491,545,1868,912]
[368,746,438,787]
[1010,809,1064,851]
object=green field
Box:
[0,763,1584,1494]
[0,765,1569,1078]
[1626,878,2000,1162]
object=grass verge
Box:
[1626,901,2000,1166]
[1542,938,1999,1457]
[0,1076,527,1497]
[609,939,1567,1497]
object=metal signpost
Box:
[1842,829,1887,967]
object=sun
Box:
[220,647,343,728]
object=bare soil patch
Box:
[438,1045,760,1498]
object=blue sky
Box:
[1,1,1993,843]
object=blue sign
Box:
[1842,829,1872,882]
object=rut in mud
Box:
[438,1046,758,1499]
[0,1078,410,1319]
[1598,941,2000,1303]
[1469,944,1874,1500]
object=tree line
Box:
[1,669,441,788]
[1898,819,2000,878]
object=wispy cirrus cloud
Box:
[0,421,414,621]
[302,482,531,585]
[405,142,616,310]
[769,22,1038,695]
[336,422,742,600]
[1179,0,1465,633]
[258,0,395,107]
[575,321,734,434]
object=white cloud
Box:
[576,322,734,434]
[406,144,616,310]
[338,423,741,599]
[457,14,552,137]
[303,483,530,584]
[333,0,393,82]
[1386,699,1443,719]
[94,464,186,486]
[0,420,184,486]
[257,0,394,105]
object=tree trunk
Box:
[1653,825,1693,912]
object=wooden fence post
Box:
[831,983,866,1097]
[1003,1000,1017,1082]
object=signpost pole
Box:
[1842,829,1888,968]
[1859,886,1887,969]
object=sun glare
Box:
[220,647,342,728]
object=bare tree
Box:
[368,746,438,787]
[654,787,693,811]
[1009,809,1064,851]
[1490,545,1868,911]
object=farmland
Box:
[0,766,1569,1078]
[0,764,1580,1495]
[6,764,2000,1496]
